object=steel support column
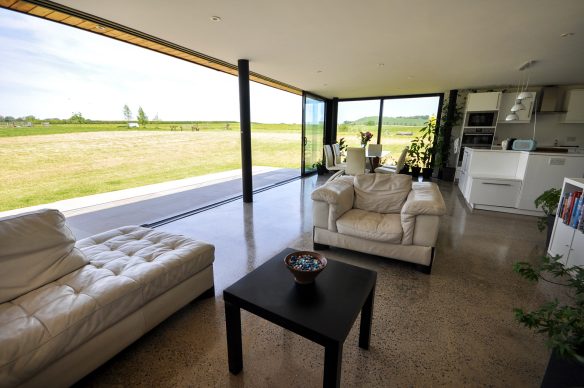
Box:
[238,59,253,203]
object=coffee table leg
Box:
[359,285,375,349]
[225,300,243,374]
[324,341,342,388]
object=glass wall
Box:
[251,84,302,189]
[380,97,440,165]
[302,94,325,174]
[335,96,440,168]
[336,100,381,149]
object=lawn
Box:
[0,123,301,211]
[0,122,422,211]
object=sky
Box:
[0,9,301,123]
[0,8,438,124]
[337,97,440,123]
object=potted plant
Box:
[419,117,436,180]
[435,92,464,182]
[312,159,328,175]
[407,140,422,177]
[513,255,584,387]
[535,188,561,249]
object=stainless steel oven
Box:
[458,127,495,162]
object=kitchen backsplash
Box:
[494,112,584,147]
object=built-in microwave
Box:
[465,111,497,127]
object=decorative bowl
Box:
[284,251,327,284]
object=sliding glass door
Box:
[302,93,325,175]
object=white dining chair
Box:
[323,144,345,171]
[346,147,367,176]
[375,146,408,174]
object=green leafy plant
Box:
[408,116,436,168]
[338,137,348,154]
[535,188,561,231]
[419,116,436,168]
[514,255,584,363]
[407,139,423,168]
[312,159,327,174]
[434,93,465,169]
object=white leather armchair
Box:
[311,173,446,273]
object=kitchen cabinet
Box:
[458,149,584,216]
[468,177,521,208]
[564,89,584,123]
[548,178,584,267]
[497,92,536,123]
[466,92,501,112]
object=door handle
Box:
[303,136,307,146]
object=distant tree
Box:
[123,105,132,124]
[137,106,148,127]
[225,122,231,130]
[4,116,15,122]
[366,120,375,126]
[69,112,86,124]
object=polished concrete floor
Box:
[76,174,553,387]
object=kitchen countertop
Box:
[466,148,584,157]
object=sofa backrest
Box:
[0,209,88,303]
[353,173,412,213]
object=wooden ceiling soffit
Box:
[0,0,302,95]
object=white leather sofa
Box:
[311,174,446,273]
[0,209,215,387]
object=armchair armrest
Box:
[311,179,354,232]
[401,182,446,216]
[401,183,446,245]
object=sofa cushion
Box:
[336,209,402,243]
[0,209,88,304]
[0,226,214,386]
[353,173,412,214]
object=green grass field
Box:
[0,122,420,211]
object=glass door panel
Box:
[380,96,440,166]
[302,93,325,175]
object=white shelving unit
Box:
[548,177,584,266]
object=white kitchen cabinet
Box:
[548,178,584,267]
[564,89,584,123]
[466,92,501,111]
[497,92,536,123]
[468,178,521,208]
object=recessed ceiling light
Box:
[210,16,222,22]
[94,25,107,31]
[561,32,575,37]
[378,63,385,67]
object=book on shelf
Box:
[559,190,584,230]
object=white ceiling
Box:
[57,0,584,98]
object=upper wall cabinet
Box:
[466,92,502,112]
[497,92,536,123]
[564,89,584,123]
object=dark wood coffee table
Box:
[223,248,377,388]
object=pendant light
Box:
[506,60,536,121]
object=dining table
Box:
[365,150,390,172]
